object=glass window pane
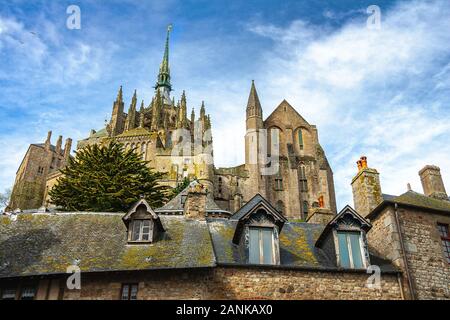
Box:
[132,221,141,241]
[1,289,16,300]
[298,130,303,149]
[262,229,274,264]
[349,233,364,268]
[121,285,129,300]
[130,284,138,300]
[338,232,351,268]
[20,287,36,300]
[249,228,260,264]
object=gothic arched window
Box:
[298,129,304,150]
[299,165,307,192]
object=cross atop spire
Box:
[155,24,173,101]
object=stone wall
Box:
[368,205,450,300]
[397,208,450,299]
[56,267,402,300]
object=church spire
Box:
[246,80,262,115]
[154,24,173,103]
[246,80,263,130]
[116,85,123,102]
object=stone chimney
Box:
[419,165,448,200]
[44,131,52,151]
[306,196,334,224]
[351,156,383,218]
[55,135,63,154]
[184,183,207,220]
[63,138,72,160]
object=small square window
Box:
[20,286,36,300]
[130,220,152,242]
[121,284,138,300]
[1,288,16,300]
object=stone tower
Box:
[77,25,215,190]
[244,81,266,198]
[214,81,337,218]
[351,156,383,217]
[7,131,72,211]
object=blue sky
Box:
[1,0,450,210]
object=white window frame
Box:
[335,230,367,269]
[249,227,276,265]
[130,219,152,242]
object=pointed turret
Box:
[200,101,206,119]
[154,24,173,104]
[139,100,145,128]
[110,86,125,136]
[190,107,195,130]
[125,90,137,131]
[151,90,162,130]
[116,85,123,102]
[246,80,263,130]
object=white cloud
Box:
[243,0,450,209]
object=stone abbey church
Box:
[1,28,449,300]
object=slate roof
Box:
[369,191,450,219]
[207,218,398,273]
[0,213,215,279]
[156,181,231,216]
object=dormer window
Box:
[315,205,371,270]
[337,231,364,268]
[123,198,165,244]
[131,219,152,242]
[230,194,287,266]
[249,227,275,264]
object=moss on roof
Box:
[392,191,450,213]
[0,213,215,278]
[207,218,334,269]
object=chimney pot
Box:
[357,160,362,171]
[360,156,368,169]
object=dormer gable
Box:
[230,194,287,265]
[316,205,372,269]
[123,198,165,243]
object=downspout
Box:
[393,203,416,300]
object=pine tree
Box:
[49,142,167,212]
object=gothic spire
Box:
[116,85,123,102]
[139,100,145,128]
[154,24,173,101]
[246,80,262,118]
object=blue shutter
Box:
[249,228,260,264]
[349,233,364,268]
[338,232,351,268]
[261,229,274,264]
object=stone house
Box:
[351,159,450,299]
[0,180,405,300]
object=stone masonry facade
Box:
[23,268,402,300]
